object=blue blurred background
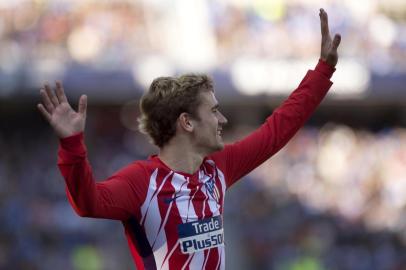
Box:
[1,0,406,269]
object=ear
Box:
[178,112,194,132]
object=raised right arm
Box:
[38,82,145,220]
[57,132,145,220]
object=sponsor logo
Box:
[178,216,224,254]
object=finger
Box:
[44,83,59,107]
[37,103,52,122]
[319,8,330,37]
[332,34,341,50]
[55,80,68,103]
[78,95,87,116]
[40,88,55,112]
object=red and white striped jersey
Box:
[124,156,228,270]
[57,60,335,270]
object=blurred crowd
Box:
[0,0,405,93]
[1,108,406,269]
[252,124,406,232]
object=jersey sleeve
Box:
[57,132,148,220]
[212,59,336,188]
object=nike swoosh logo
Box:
[164,195,182,204]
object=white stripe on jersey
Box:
[219,246,225,270]
[140,168,158,225]
[159,173,195,269]
[216,167,227,205]
[140,170,172,270]
[172,173,198,222]
[216,248,223,270]
[181,254,194,270]
[201,248,211,270]
[188,249,204,270]
[152,185,182,249]
[141,170,173,225]
[188,186,201,220]
[160,242,179,270]
[141,171,173,243]
[198,170,207,217]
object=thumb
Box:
[78,95,87,116]
[332,34,341,51]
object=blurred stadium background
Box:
[1,0,406,269]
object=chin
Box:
[204,143,224,155]
[213,142,225,151]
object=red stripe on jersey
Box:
[205,247,220,270]
[166,204,191,269]
[164,173,192,269]
[152,175,184,249]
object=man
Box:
[37,8,341,270]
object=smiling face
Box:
[190,91,228,155]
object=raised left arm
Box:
[212,9,341,188]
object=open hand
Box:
[37,81,87,138]
[319,8,341,67]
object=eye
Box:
[212,106,220,113]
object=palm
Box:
[38,82,87,138]
[50,102,85,138]
[319,9,341,67]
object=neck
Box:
[158,138,205,175]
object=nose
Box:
[219,111,228,125]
